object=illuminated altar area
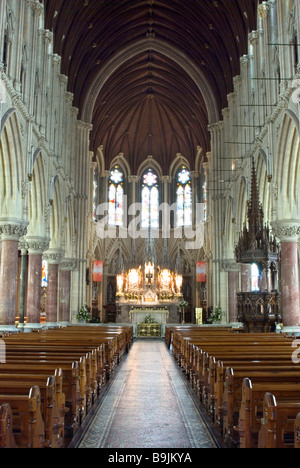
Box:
[115,247,183,333]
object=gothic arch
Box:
[169,154,191,180]
[0,108,24,220]
[82,38,219,127]
[137,157,163,180]
[274,110,300,220]
[110,153,131,180]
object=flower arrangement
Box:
[207,307,223,323]
[76,305,92,323]
[143,314,158,324]
[178,299,189,309]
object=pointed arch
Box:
[275,110,300,219]
[137,157,163,180]
[0,109,24,220]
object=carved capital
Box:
[24,236,50,255]
[0,219,28,241]
[271,221,300,242]
[43,249,64,265]
[59,258,78,272]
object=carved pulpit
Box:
[235,159,281,333]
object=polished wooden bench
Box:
[258,392,300,448]
[0,386,46,448]
[237,377,300,448]
[0,403,17,448]
[0,325,134,447]
[167,326,300,449]
[0,373,65,448]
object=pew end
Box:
[0,403,18,448]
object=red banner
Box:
[93,261,103,282]
[196,261,206,283]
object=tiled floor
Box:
[79,339,217,449]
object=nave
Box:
[78,339,217,449]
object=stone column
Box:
[272,222,300,329]
[18,247,28,325]
[0,222,28,331]
[59,259,77,326]
[43,250,63,328]
[24,237,49,330]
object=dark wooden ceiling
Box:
[43,0,257,173]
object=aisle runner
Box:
[79,340,216,449]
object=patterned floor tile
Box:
[79,340,217,449]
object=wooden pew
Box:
[222,367,300,447]
[0,325,134,447]
[237,377,300,448]
[258,392,300,448]
[0,361,80,439]
[0,327,133,444]
[0,403,17,448]
[166,326,300,449]
[0,386,46,448]
[294,413,300,448]
[0,374,65,448]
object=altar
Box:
[114,238,184,336]
[130,308,169,337]
[116,304,179,337]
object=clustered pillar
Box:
[272,222,300,330]
[0,227,77,330]
[0,222,28,331]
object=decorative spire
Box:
[235,157,280,270]
[247,157,264,249]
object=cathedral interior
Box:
[0,0,300,450]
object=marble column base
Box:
[22,323,43,333]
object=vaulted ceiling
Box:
[43,0,258,173]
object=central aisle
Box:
[79,339,217,449]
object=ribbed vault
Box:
[43,0,257,171]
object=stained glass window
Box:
[141,169,159,229]
[41,260,48,288]
[251,263,260,292]
[176,166,192,227]
[108,166,124,226]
